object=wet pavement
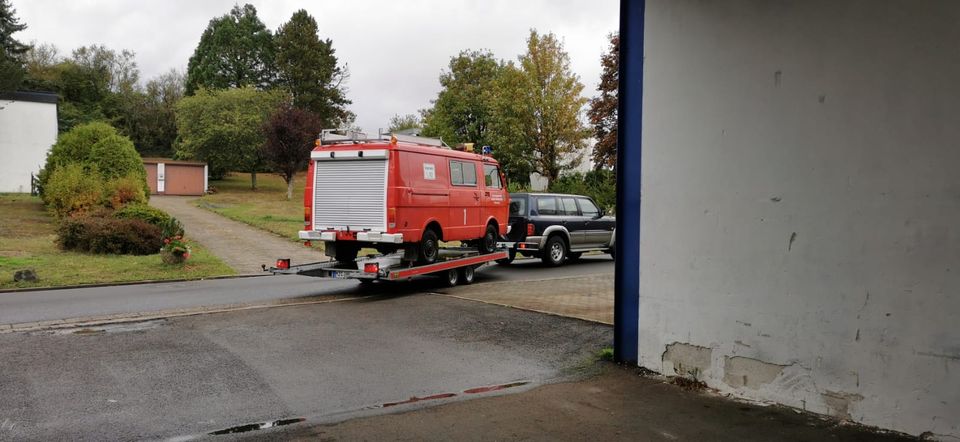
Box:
[0,293,612,440]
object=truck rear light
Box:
[388,208,396,228]
[276,259,290,270]
[364,263,379,273]
[304,206,312,227]
[526,223,535,236]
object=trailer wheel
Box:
[460,265,475,284]
[444,268,459,287]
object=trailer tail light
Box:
[304,206,312,227]
[526,223,535,236]
[388,208,396,229]
[364,263,379,273]
[276,259,291,270]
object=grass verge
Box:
[0,194,235,289]
[194,172,308,243]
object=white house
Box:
[0,92,58,193]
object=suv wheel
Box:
[478,223,498,254]
[418,229,440,264]
[541,235,567,267]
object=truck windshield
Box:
[509,197,527,216]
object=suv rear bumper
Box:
[299,230,404,244]
[514,235,545,253]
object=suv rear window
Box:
[536,196,558,215]
[510,197,527,216]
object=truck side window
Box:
[561,197,579,216]
[450,160,477,187]
[537,196,558,215]
[483,164,502,189]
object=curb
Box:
[0,273,269,294]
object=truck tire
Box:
[478,223,498,254]
[541,235,567,267]
[418,229,440,264]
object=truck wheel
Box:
[541,235,567,267]
[496,249,517,265]
[459,265,475,284]
[444,268,459,287]
[478,223,498,254]
[418,229,440,264]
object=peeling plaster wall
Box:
[639,0,960,437]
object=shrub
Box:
[114,204,171,226]
[57,216,163,255]
[549,169,617,214]
[39,122,149,200]
[105,175,148,209]
[39,122,118,194]
[43,164,105,217]
[157,217,185,239]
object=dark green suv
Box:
[500,193,616,266]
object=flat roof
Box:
[0,91,58,104]
[142,158,207,166]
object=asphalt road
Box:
[0,255,613,326]
[0,292,612,440]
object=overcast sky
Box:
[13,0,619,134]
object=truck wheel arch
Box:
[422,219,443,241]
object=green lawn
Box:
[0,194,235,289]
[196,172,308,243]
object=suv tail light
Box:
[526,223,535,236]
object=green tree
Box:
[175,86,285,188]
[587,33,618,170]
[420,50,504,147]
[387,113,421,133]
[0,0,30,91]
[113,69,185,157]
[185,4,275,94]
[488,30,590,187]
[274,10,351,127]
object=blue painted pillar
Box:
[614,0,644,363]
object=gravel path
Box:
[150,196,326,274]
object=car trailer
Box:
[265,246,511,287]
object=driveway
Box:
[150,196,325,274]
[0,293,612,440]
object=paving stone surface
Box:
[150,196,326,274]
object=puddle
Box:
[38,319,167,336]
[208,418,305,435]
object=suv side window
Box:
[561,197,579,216]
[536,196,558,215]
[483,164,502,189]
[450,160,477,186]
[578,198,600,218]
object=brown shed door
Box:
[163,165,205,196]
[145,163,158,194]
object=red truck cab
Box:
[300,133,509,264]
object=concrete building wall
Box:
[639,0,959,437]
[0,100,58,193]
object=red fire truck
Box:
[300,131,509,265]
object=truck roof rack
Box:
[318,128,451,149]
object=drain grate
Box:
[208,417,305,435]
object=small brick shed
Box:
[143,158,208,196]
